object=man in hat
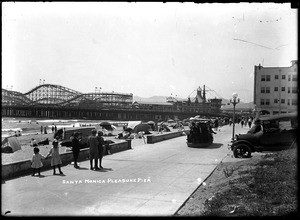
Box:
[72,132,81,169]
[87,129,99,170]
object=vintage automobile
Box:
[187,119,214,148]
[229,113,297,158]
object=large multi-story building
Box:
[253,60,298,116]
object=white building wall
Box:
[254,60,298,116]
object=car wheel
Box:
[233,144,251,158]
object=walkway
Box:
[2,124,250,216]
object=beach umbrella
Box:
[133,123,150,133]
[147,121,155,125]
[100,121,111,126]
[100,122,113,130]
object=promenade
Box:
[2,124,250,216]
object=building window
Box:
[281,99,285,104]
[288,75,291,81]
[292,99,297,106]
[260,99,265,105]
[292,87,297,93]
[281,87,285,92]
[266,75,270,81]
[288,87,290,93]
[292,75,297,81]
[287,99,290,105]
[266,99,270,105]
[274,99,278,104]
[274,87,278,92]
[261,75,266,81]
[275,75,279,80]
[266,87,270,93]
[282,75,286,80]
[261,87,265,93]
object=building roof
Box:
[133,101,173,106]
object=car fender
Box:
[231,140,254,151]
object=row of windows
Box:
[261,86,297,93]
[260,98,297,105]
[261,74,297,81]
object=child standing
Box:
[31,147,45,176]
[45,136,63,175]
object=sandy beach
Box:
[1,117,174,165]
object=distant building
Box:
[253,60,298,116]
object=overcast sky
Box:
[2,2,297,103]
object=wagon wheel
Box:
[233,144,251,158]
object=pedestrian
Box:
[44,126,47,134]
[41,125,43,134]
[229,118,232,126]
[71,132,81,169]
[31,147,45,176]
[248,117,253,128]
[241,118,244,128]
[45,136,63,175]
[97,131,105,169]
[54,125,57,133]
[214,119,219,131]
[51,126,54,133]
[87,129,99,170]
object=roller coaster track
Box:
[2,83,133,109]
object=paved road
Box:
[2,124,250,216]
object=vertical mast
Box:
[203,85,206,103]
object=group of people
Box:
[188,121,216,144]
[30,128,109,176]
[31,135,63,176]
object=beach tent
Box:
[127,121,142,130]
[2,136,21,153]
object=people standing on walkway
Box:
[248,117,253,128]
[87,129,99,170]
[31,147,45,176]
[97,131,105,169]
[214,118,219,131]
[229,118,232,126]
[41,125,43,134]
[71,132,81,169]
[45,136,63,175]
[241,118,244,128]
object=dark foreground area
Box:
[176,145,298,217]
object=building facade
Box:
[254,60,298,116]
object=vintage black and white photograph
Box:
[2,2,298,217]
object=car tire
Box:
[233,144,251,158]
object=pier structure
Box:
[2,84,223,121]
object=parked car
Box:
[229,113,297,158]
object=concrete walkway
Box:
[2,124,250,216]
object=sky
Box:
[2,2,298,103]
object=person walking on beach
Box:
[71,132,81,169]
[97,131,105,169]
[87,129,99,170]
[31,147,45,176]
[45,136,63,175]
